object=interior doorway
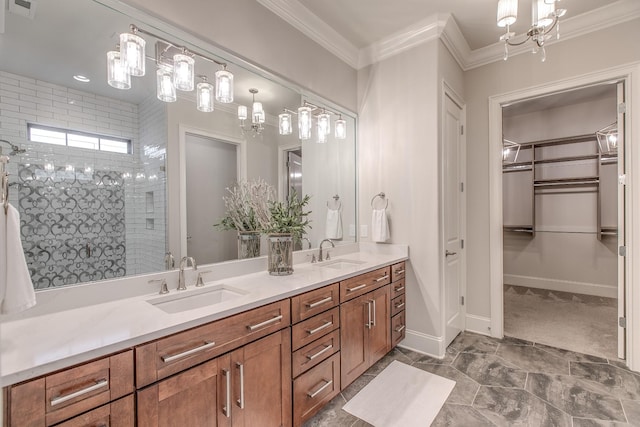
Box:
[500,82,625,360]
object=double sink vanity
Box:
[1,244,408,426]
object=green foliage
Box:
[266,188,312,240]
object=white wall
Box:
[465,20,640,322]
[357,39,464,355]
[503,96,618,298]
[121,0,357,112]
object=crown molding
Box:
[357,14,446,69]
[465,0,640,70]
[255,0,359,68]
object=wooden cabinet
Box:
[5,350,134,427]
[55,395,135,427]
[340,285,390,389]
[291,282,339,323]
[293,353,340,426]
[339,266,390,302]
[390,264,407,348]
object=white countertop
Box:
[0,243,408,387]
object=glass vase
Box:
[267,233,294,276]
[238,231,261,259]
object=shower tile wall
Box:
[0,70,167,287]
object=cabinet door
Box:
[137,357,222,427]
[340,294,369,389]
[368,285,391,364]
[54,395,134,427]
[230,329,292,427]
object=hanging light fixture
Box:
[279,111,293,135]
[215,67,234,103]
[317,111,331,137]
[502,139,521,164]
[238,89,265,135]
[119,25,146,76]
[156,66,176,103]
[106,50,131,90]
[335,115,347,140]
[173,51,195,91]
[298,106,312,140]
[497,0,567,62]
[196,76,214,112]
[596,123,618,155]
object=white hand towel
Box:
[1,203,36,314]
[371,208,390,243]
[326,208,343,240]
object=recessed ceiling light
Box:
[73,75,90,83]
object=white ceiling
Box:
[293,0,617,50]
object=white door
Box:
[185,133,238,264]
[617,81,626,359]
[444,93,465,347]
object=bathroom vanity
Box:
[2,246,407,426]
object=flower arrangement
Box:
[215,179,275,232]
[265,188,312,240]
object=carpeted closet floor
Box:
[504,285,618,360]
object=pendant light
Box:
[298,106,312,140]
[317,121,327,144]
[173,52,195,91]
[238,105,248,121]
[196,76,214,112]
[156,66,176,102]
[119,26,146,77]
[215,67,234,103]
[106,50,131,90]
[317,112,331,137]
[334,116,347,140]
[279,112,292,135]
[250,89,265,124]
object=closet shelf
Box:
[533,177,599,188]
[503,225,534,234]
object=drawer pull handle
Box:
[395,302,405,309]
[162,341,216,363]
[307,321,333,335]
[222,369,231,417]
[376,274,390,282]
[307,379,333,398]
[247,314,284,331]
[236,362,245,409]
[50,378,108,406]
[306,296,333,308]
[347,284,367,293]
[307,344,334,361]
[395,325,406,333]
[394,269,406,275]
[394,286,405,292]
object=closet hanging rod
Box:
[515,134,596,149]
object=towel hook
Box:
[370,192,388,209]
[327,194,341,210]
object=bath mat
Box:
[342,360,455,427]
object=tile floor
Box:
[303,332,640,426]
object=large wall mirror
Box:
[0,0,357,290]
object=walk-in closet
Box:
[502,83,623,360]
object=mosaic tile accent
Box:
[18,164,126,288]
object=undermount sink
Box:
[147,284,248,314]
[316,258,366,270]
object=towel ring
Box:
[371,192,388,209]
[327,194,342,210]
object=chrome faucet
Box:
[318,239,335,262]
[178,256,197,291]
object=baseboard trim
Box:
[398,329,444,358]
[465,314,492,336]
[504,274,617,298]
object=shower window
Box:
[28,124,131,154]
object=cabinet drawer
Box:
[391,261,406,282]
[55,395,135,427]
[291,307,339,351]
[293,353,340,427]
[391,311,406,348]
[7,350,134,427]
[136,299,290,388]
[339,266,390,302]
[391,278,406,299]
[292,329,340,378]
[291,282,339,323]
[391,294,406,317]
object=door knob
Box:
[445,250,457,257]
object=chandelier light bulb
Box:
[156,66,176,103]
[119,30,146,77]
[317,121,327,144]
[173,53,195,91]
[533,0,555,27]
[197,79,214,112]
[497,0,518,27]
[279,112,292,135]
[252,102,265,124]
[238,105,248,121]
[215,69,234,103]
[335,117,347,140]
[318,113,331,136]
[106,50,131,90]
[298,106,312,140]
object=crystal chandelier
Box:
[497,0,567,62]
[237,89,265,135]
[107,24,234,111]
